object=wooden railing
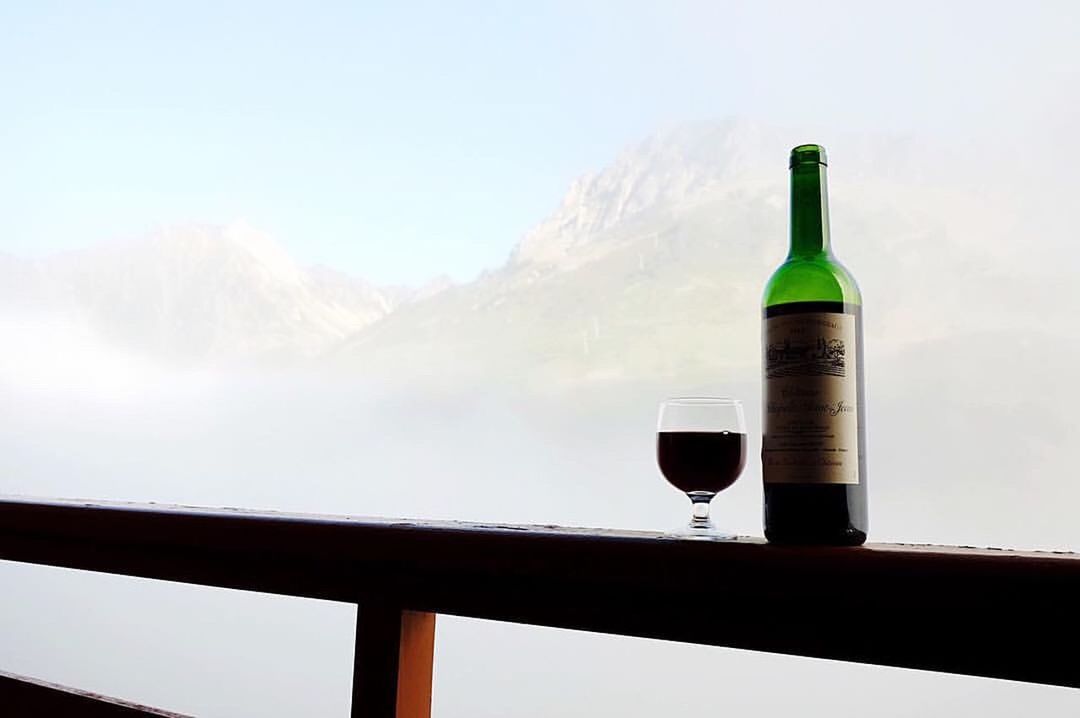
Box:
[1,496,1078,716]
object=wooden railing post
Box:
[351,604,436,718]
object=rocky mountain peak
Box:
[510,118,778,269]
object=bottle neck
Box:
[789,162,831,259]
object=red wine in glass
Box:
[656,398,747,538]
[657,431,746,493]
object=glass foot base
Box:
[665,523,737,541]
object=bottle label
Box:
[763,309,859,484]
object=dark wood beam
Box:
[1,496,1078,688]
[0,670,191,717]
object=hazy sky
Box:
[2,1,1078,284]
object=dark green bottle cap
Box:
[789,144,827,168]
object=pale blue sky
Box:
[2,1,1077,284]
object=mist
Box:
[3,324,1080,714]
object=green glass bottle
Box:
[761,144,868,545]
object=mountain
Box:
[3,119,1073,382]
[330,119,1071,389]
[510,119,776,269]
[2,222,398,364]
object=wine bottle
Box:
[761,144,868,545]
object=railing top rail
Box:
[0,670,192,717]
[2,495,1078,688]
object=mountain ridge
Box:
[2,221,402,364]
[2,119,1070,380]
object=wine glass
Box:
[656,397,747,539]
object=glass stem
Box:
[688,492,714,529]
